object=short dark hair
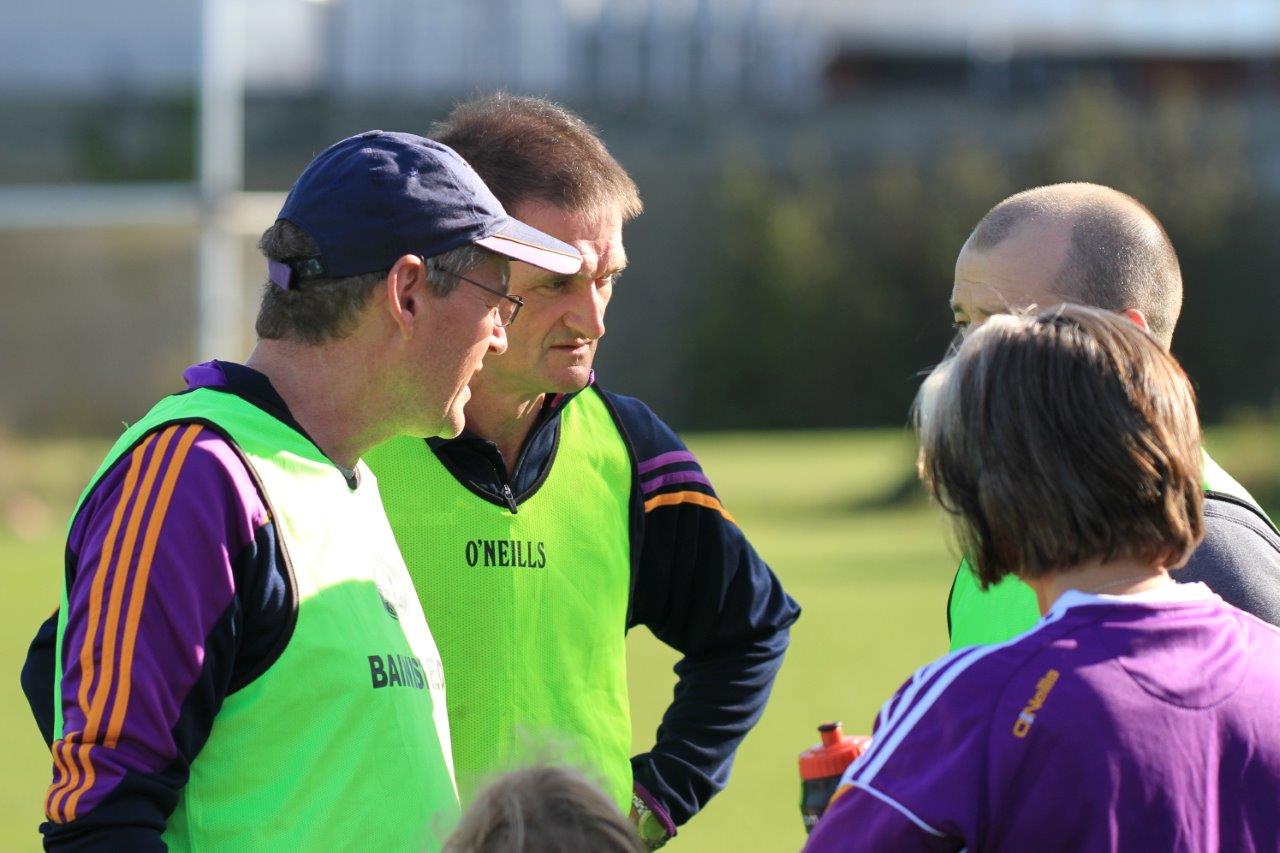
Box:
[432,93,642,220]
[967,184,1182,347]
[255,221,499,344]
[915,304,1204,588]
[443,766,643,853]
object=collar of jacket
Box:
[425,375,595,504]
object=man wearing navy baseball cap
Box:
[24,131,579,852]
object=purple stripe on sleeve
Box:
[637,450,697,475]
[641,470,714,496]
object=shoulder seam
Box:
[1204,490,1280,536]
[592,385,641,472]
[851,781,947,838]
[1202,506,1280,552]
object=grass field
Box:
[2,425,1276,851]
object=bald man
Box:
[946,182,1280,648]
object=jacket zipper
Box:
[498,397,565,515]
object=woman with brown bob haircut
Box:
[921,303,1204,601]
[806,305,1280,853]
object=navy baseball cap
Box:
[268,130,581,288]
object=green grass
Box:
[625,430,950,852]
[1,532,62,852]
[2,423,1276,851]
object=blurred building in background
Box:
[0,0,820,104]
[2,0,1279,435]
[6,0,1280,102]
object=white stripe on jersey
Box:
[876,648,972,737]
[880,640,977,732]
[854,644,986,782]
[852,608,1070,788]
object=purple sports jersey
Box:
[806,584,1280,852]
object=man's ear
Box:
[1121,308,1151,335]
[384,254,429,339]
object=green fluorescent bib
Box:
[55,388,459,851]
[947,450,1278,650]
[365,387,634,811]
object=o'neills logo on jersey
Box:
[464,539,547,569]
[1012,668,1060,738]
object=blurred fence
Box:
[1,81,1278,435]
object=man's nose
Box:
[565,284,607,338]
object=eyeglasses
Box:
[427,264,524,327]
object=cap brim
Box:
[475,217,582,275]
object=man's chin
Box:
[545,364,594,394]
[414,409,465,440]
[439,409,466,438]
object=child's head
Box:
[444,766,645,853]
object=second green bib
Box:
[366,387,634,810]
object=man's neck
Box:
[245,339,386,470]
[463,379,549,476]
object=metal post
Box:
[197,0,246,361]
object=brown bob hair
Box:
[443,766,643,853]
[915,304,1204,588]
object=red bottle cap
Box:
[798,722,871,781]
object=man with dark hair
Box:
[807,306,1280,852]
[22,131,581,850]
[947,182,1280,647]
[365,95,800,849]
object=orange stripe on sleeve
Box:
[77,434,153,715]
[49,425,178,823]
[46,742,72,822]
[85,426,179,737]
[47,738,82,824]
[643,490,737,526]
[103,425,202,749]
[63,743,94,823]
[59,427,205,820]
[45,433,155,822]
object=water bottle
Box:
[798,721,870,834]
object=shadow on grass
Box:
[844,470,930,513]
